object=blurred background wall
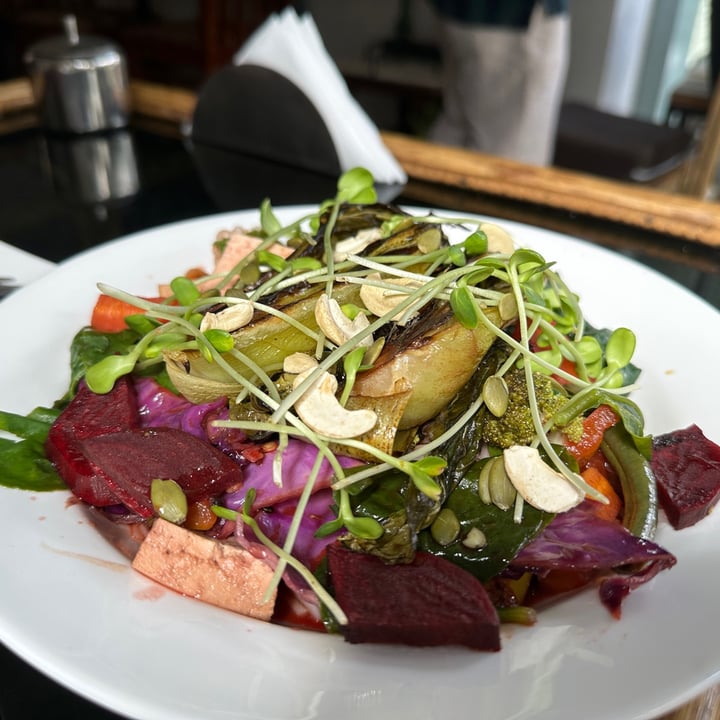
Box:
[0,0,710,130]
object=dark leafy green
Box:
[58,327,139,406]
[417,466,553,581]
[0,406,65,491]
[58,327,173,407]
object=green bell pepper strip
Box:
[601,423,658,540]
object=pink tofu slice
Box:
[132,519,277,621]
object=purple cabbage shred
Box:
[509,506,676,616]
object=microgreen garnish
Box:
[336,166,377,204]
[170,276,200,306]
[380,214,411,237]
[124,314,159,335]
[85,352,140,394]
[449,284,480,329]
[337,488,383,538]
[203,328,234,353]
[259,197,282,236]
[288,257,322,273]
[256,249,288,273]
[463,229,488,256]
[402,456,448,500]
[447,245,467,267]
[340,346,368,406]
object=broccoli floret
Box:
[481,368,584,448]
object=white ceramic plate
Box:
[1,208,719,720]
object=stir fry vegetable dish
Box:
[3,169,720,651]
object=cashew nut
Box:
[283,352,318,375]
[333,227,383,262]
[292,367,377,439]
[503,445,583,513]
[314,294,372,348]
[200,300,254,333]
[479,222,515,255]
[359,273,425,325]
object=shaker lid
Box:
[26,14,122,62]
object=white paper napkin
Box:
[233,7,407,186]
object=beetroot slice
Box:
[45,377,139,507]
[327,544,500,651]
[80,427,243,518]
[652,425,720,530]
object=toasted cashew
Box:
[359,273,425,325]
[292,367,377,439]
[200,300,254,333]
[333,227,383,262]
[315,294,372,348]
[503,445,584,513]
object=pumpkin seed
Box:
[430,508,461,546]
[150,478,188,524]
[477,457,494,504]
[416,227,442,253]
[482,375,509,417]
[489,458,517,511]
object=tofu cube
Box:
[132,519,276,621]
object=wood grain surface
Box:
[380,131,720,246]
[658,684,720,720]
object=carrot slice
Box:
[183,266,207,280]
[582,466,623,522]
[90,294,163,333]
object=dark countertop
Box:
[0,124,336,263]
[0,116,719,720]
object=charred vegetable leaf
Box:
[428,342,511,495]
[343,344,515,563]
[342,472,440,563]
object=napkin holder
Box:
[190,63,341,177]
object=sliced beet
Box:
[80,427,243,518]
[45,377,139,507]
[327,544,500,651]
[652,424,720,530]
